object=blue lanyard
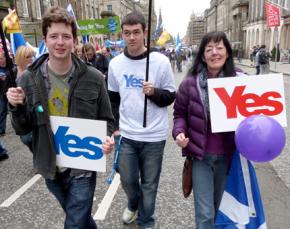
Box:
[106,136,122,184]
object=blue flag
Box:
[66,3,79,29]
[82,35,89,44]
[175,34,182,56]
[154,9,163,41]
[215,151,267,229]
[10,33,26,54]
[35,41,48,58]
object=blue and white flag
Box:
[35,41,48,58]
[154,9,163,41]
[82,35,89,44]
[104,39,125,48]
[175,33,182,56]
[10,33,38,55]
[66,3,79,29]
[215,151,267,229]
[10,33,26,54]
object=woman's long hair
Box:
[188,31,236,77]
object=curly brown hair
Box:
[42,6,77,40]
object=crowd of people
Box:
[0,5,274,229]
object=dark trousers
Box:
[256,65,260,75]
[0,94,8,135]
[45,171,98,229]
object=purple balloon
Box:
[235,115,286,162]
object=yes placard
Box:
[50,116,107,172]
[208,74,287,133]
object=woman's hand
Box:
[175,133,189,148]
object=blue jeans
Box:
[0,138,7,156]
[45,170,97,229]
[117,137,165,229]
[20,132,33,152]
[0,94,8,134]
[192,154,228,229]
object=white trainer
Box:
[122,207,137,224]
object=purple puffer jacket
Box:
[172,74,236,161]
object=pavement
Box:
[235,58,290,76]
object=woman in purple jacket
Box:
[172,31,237,229]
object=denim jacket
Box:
[9,54,114,179]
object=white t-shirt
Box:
[108,51,175,142]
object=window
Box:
[107,5,112,12]
[21,0,29,17]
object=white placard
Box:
[50,116,107,172]
[208,73,287,133]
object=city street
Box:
[0,63,290,229]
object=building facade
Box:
[186,14,205,47]
[203,0,290,58]
[1,0,156,48]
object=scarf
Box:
[198,68,224,116]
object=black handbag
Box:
[182,157,193,198]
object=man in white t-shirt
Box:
[102,11,176,229]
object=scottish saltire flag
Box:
[66,3,79,29]
[35,41,48,58]
[82,35,89,44]
[10,33,26,54]
[215,151,267,229]
[175,34,182,56]
[10,33,38,55]
[104,39,125,48]
[154,9,163,41]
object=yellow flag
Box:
[2,9,22,33]
[156,31,171,46]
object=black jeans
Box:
[256,65,260,75]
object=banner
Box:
[77,16,121,35]
[208,74,287,133]
[266,2,280,27]
[50,116,107,172]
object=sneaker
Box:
[122,207,137,224]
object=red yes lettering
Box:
[214,86,283,118]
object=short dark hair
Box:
[42,6,77,40]
[121,11,146,31]
[189,31,235,77]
